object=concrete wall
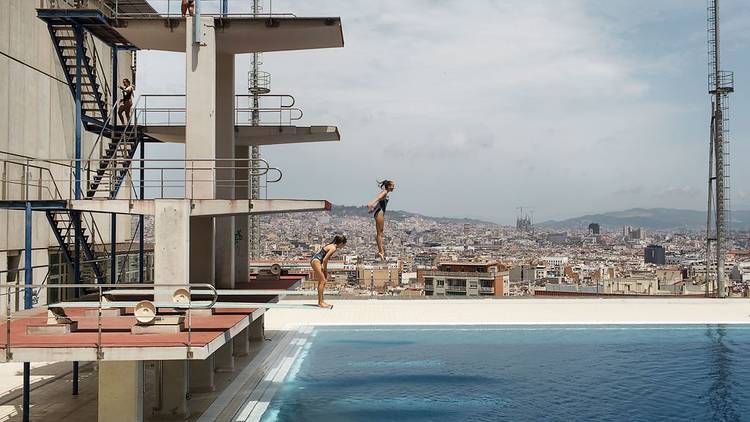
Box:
[0,0,133,291]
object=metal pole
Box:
[22,362,30,422]
[112,46,118,106]
[74,212,81,297]
[72,361,79,395]
[111,213,117,284]
[22,201,32,422]
[24,202,33,309]
[139,140,145,283]
[74,26,83,200]
[193,0,202,44]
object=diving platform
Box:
[0,276,308,363]
[113,16,344,53]
[38,9,343,53]
[66,199,332,216]
[142,125,341,146]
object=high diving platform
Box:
[36,8,344,53]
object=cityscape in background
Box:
[207,205,750,298]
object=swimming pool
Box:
[256,325,750,422]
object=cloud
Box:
[138,0,750,224]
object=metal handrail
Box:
[0,282,218,361]
[1,157,281,201]
[133,94,300,126]
[84,32,111,108]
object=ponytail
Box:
[378,179,394,190]
[332,235,347,245]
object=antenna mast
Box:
[248,0,270,259]
[705,0,734,297]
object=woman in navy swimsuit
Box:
[310,235,347,308]
[368,180,396,261]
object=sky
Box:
[138,0,750,224]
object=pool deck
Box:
[265,298,750,329]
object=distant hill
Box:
[330,205,496,226]
[539,208,750,231]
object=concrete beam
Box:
[114,17,344,53]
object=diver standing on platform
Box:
[310,235,347,309]
[368,180,396,261]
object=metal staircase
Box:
[45,210,107,284]
[48,26,109,122]
[86,121,140,199]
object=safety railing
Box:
[0,155,66,202]
[0,282,218,361]
[133,94,301,127]
[0,156,282,201]
[103,0,297,19]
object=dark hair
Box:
[332,235,347,245]
[378,180,394,190]
[123,78,131,84]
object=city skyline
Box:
[139,0,750,223]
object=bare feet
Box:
[318,302,334,309]
[378,252,385,261]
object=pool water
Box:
[260,326,750,422]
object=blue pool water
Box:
[261,326,750,422]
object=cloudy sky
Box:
[138,0,750,224]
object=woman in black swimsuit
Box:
[368,180,396,261]
[117,78,134,125]
[310,235,346,309]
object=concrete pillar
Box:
[189,216,214,285]
[186,16,216,199]
[214,52,236,290]
[189,356,215,393]
[98,361,143,422]
[233,327,250,357]
[214,342,235,373]
[249,314,265,342]
[155,361,189,420]
[154,200,190,302]
[234,146,249,285]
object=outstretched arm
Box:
[368,190,387,212]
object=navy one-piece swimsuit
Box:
[311,245,330,262]
[373,195,389,219]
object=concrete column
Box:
[189,356,215,393]
[233,327,250,357]
[98,361,143,422]
[249,314,265,342]
[189,216,214,285]
[154,200,190,302]
[186,16,217,199]
[155,361,189,420]
[214,52,236,290]
[214,342,235,373]
[234,146,249,285]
